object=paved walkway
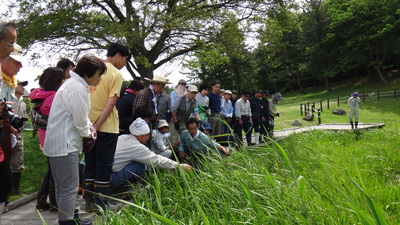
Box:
[1,195,94,225]
[1,123,385,225]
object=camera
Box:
[1,99,28,130]
[9,112,28,130]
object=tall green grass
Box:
[96,126,400,224]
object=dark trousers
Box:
[84,132,118,207]
[235,116,252,144]
[0,161,12,203]
[252,114,261,132]
[260,120,269,136]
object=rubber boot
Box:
[0,202,5,220]
[350,121,354,129]
[11,172,22,195]
[84,180,96,212]
[58,220,76,225]
[355,122,358,129]
[254,133,259,145]
[74,209,93,225]
[36,179,50,211]
[49,181,58,214]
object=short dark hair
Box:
[74,55,107,78]
[199,83,209,92]
[186,118,198,128]
[107,42,131,59]
[128,80,145,91]
[211,80,221,87]
[0,19,16,41]
[133,107,152,121]
[39,67,65,91]
[56,58,75,71]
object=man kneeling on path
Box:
[110,118,192,193]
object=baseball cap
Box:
[263,90,270,95]
[187,85,198,93]
[17,79,28,86]
[9,44,24,63]
[352,92,359,97]
[224,90,232,95]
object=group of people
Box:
[192,80,283,146]
[0,17,286,225]
[0,18,232,225]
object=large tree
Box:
[15,0,274,78]
[323,0,400,83]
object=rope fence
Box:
[300,102,322,124]
[300,89,398,125]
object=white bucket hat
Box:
[129,118,150,136]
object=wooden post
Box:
[300,104,303,116]
[337,97,340,107]
[362,93,365,102]
[320,101,323,112]
[304,104,307,116]
[307,103,309,114]
[318,109,321,125]
[312,104,315,113]
[378,91,380,101]
[327,99,330,109]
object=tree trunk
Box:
[376,67,388,84]
[324,76,332,92]
[231,58,240,93]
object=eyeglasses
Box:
[2,41,15,48]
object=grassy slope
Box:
[98,77,400,224]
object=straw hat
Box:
[144,74,171,84]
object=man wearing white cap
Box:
[220,90,233,134]
[110,118,192,192]
[0,17,17,220]
[171,85,200,143]
[0,44,23,101]
[150,119,172,158]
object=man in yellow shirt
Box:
[84,42,131,211]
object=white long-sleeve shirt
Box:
[43,72,91,157]
[235,98,252,117]
[113,134,178,172]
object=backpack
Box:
[30,99,48,129]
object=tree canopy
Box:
[16,0,274,78]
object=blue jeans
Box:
[110,161,146,191]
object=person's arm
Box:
[178,133,186,159]
[217,145,230,155]
[67,89,91,138]
[236,101,243,125]
[93,94,118,131]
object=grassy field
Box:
[94,77,400,224]
[10,76,400,224]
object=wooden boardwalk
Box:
[1,123,385,224]
[271,123,385,139]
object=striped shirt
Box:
[43,72,91,157]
